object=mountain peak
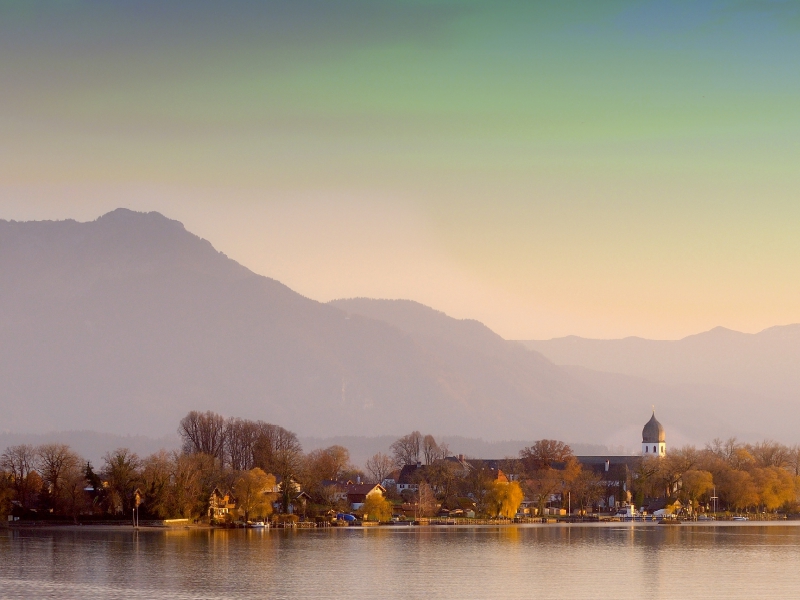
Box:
[96,208,176,224]
[94,208,189,237]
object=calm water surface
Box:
[3,523,800,599]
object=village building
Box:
[320,480,386,511]
[397,463,422,492]
[208,488,236,520]
[345,483,386,510]
[574,412,670,509]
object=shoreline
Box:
[6,520,800,533]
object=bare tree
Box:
[0,471,13,521]
[365,452,394,485]
[37,443,81,511]
[749,440,789,468]
[417,483,438,517]
[422,435,448,465]
[102,448,142,515]
[569,469,604,513]
[425,460,460,502]
[59,461,89,524]
[301,446,354,501]
[461,466,495,516]
[787,445,800,476]
[140,450,173,519]
[245,423,302,513]
[391,431,422,467]
[524,468,563,516]
[1,445,38,509]
[178,411,227,459]
[305,446,351,484]
[251,422,280,472]
[706,437,742,465]
[318,483,348,512]
[274,427,304,513]
[169,450,217,519]
[519,440,573,472]
[225,418,258,471]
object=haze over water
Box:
[3,524,800,600]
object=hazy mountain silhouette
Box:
[522,327,800,403]
[0,209,604,441]
[1,209,795,445]
[523,329,800,442]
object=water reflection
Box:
[3,524,800,599]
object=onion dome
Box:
[642,412,665,444]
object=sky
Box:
[1,0,800,340]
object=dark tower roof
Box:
[642,412,665,444]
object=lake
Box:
[3,523,800,599]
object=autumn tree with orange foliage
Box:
[486,481,524,518]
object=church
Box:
[641,411,666,457]
[575,411,668,509]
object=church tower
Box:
[641,411,666,457]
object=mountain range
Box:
[1,209,797,448]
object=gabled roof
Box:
[466,459,502,470]
[209,487,236,506]
[644,497,681,512]
[397,464,422,484]
[209,486,229,499]
[575,456,640,479]
[464,460,509,482]
[345,483,386,496]
[321,479,353,488]
[442,456,472,469]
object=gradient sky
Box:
[2,0,800,340]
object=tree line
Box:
[631,438,800,513]
[511,438,800,516]
[0,412,368,522]
[3,414,799,523]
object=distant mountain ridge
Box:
[521,325,800,403]
[1,209,797,445]
[0,209,607,441]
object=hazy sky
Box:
[2,1,800,340]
